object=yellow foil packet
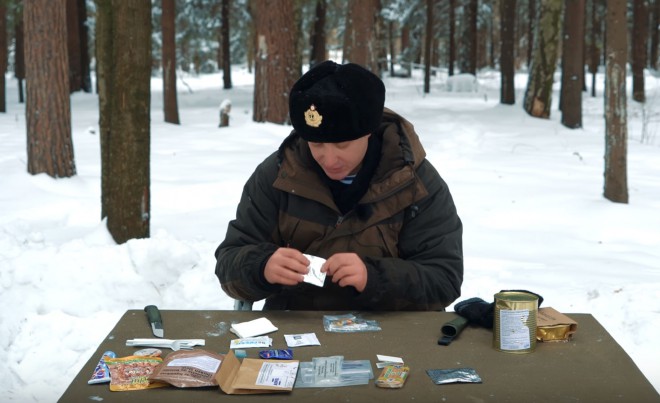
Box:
[536,307,578,342]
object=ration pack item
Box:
[87,351,116,384]
[375,365,409,389]
[105,355,167,391]
[426,368,482,384]
[323,313,381,333]
[536,307,578,342]
[133,348,162,357]
[149,349,225,388]
[259,349,294,360]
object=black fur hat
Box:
[289,60,385,143]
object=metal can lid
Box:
[494,291,539,302]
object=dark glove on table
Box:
[454,290,544,329]
[454,297,495,328]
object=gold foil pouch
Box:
[536,307,578,342]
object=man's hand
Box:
[322,253,367,292]
[264,247,310,286]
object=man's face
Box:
[308,134,371,180]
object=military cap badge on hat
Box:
[289,60,385,143]
[304,104,323,128]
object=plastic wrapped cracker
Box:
[323,313,381,333]
[375,365,409,388]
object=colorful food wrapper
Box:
[259,349,294,360]
[375,365,409,389]
[88,351,116,384]
[105,355,168,391]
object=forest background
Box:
[2,0,659,211]
[0,0,659,400]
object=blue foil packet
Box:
[258,349,294,360]
[87,351,116,384]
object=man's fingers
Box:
[276,249,310,274]
[274,271,304,285]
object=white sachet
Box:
[303,254,327,287]
[284,333,321,347]
[230,317,278,338]
[230,336,273,349]
[376,354,404,368]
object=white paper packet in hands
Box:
[303,254,326,287]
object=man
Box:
[215,60,463,310]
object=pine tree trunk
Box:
[162,0,180,124]
[24,0,75,178]
[500,0,516,105]
[527,0,535,67]
[66,0,91,92]
[588,0,603,97]
[14,9,25,103]
[221,0,233,89]
[252,0,299,124]
[632,0,648,102]
[96,0,112,219]
[388,20,395,75]
[66,0,82,92]
[523,0,562,118]
[0,3,6,112]
[603,0,628,204]
[97,0,152,243]
[424,0,434,94]
[488,4,496,69]
[459,0,477,75]
[401,25,409,55]
[376,10,389,73]
[448,0,455,76]
[650,0,659,70]
[343,0,380,73]
[561,0,585,128]
[77,0,91,92]
[310,0,327,68]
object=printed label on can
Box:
[493,291,538,353]
[499,309,532,350]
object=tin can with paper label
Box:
[493,291,538,353]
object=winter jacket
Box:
[215,108,463,310]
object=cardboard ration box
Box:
[216,351,299,394]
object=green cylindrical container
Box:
[493,291,539,353]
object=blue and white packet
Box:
[87,351,116,384]
[259,349,294,360]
